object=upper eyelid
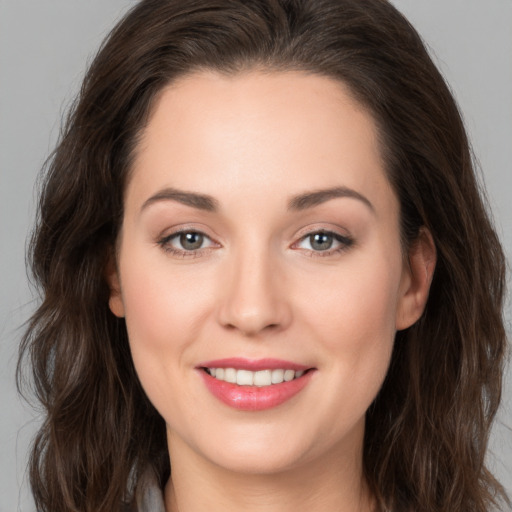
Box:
[292,224,352,241]
[160,229,217,246]
[159,224,217,241]
[293,230,352,247]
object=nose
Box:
[216,248,292,337]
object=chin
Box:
[206,444,311,476]
[169,421,318,476]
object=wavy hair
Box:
[18,0,509,510]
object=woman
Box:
[18,0,509,511]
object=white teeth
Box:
[271,369,284,384]
[207,367,306,387]
[284,369,295,382]
[224,368,236,384]
[254,370,272,387]
[236,370,254,386]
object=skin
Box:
[108,70,436,512]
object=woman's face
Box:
[109,70,430,475]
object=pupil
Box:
[180,232,203,250]
[311,233,333,251]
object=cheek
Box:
[117,256,219,429]
[305,252,400,335]
[116,245,217,395]
[292,254,401,441]
[120,251,209,338]
[297,247,402,389]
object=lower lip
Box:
[199,370,314,411]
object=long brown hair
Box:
[18,0,509,510]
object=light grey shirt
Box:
[130,469,166,512]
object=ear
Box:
[395,227,436,331]
[105,253,125,318]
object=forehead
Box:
[128,70,395,216]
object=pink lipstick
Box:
[197,358,315,411]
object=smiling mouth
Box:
[203,367,308,387]
[197,358,315,410]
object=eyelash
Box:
[157,229,354,258]
[157,229,217,258]
[293,230,354,257]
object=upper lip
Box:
[197,357,312,372]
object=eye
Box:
[158,230,216,256]
[294,230,353,255]
[304,232,335,251]
[176,231,207,250]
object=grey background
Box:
[1,1,510,510]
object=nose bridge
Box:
[217,239,291,336]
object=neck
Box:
[164,431,374,512]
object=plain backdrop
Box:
[1,1,511,511]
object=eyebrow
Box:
[288,186,375,213]
[141,185,374,214]
[141,187,219,213]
